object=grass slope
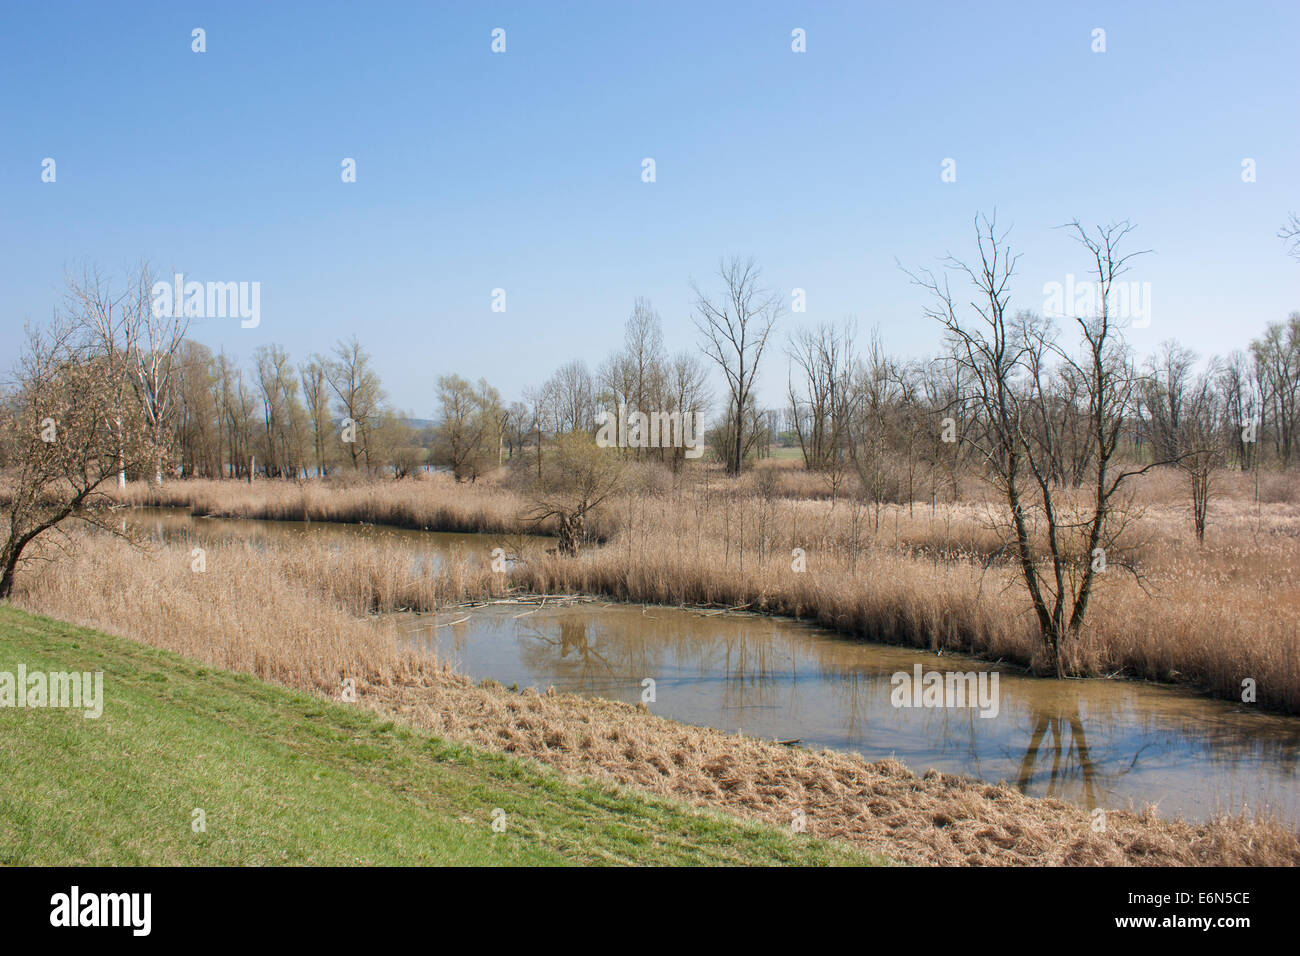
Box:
[0,605,881,866]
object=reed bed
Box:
[116,466,1300,712]
[115,473,550,536]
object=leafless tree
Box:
[0,321,159,597]
[787,320,855,472]
[1179,364,1226,544]
[1250,315,1300,466]
[299,357,331,477]
[909,213,1157,676]
[516,431,625,555]
[692,257,783,475]
[1280,212,1300,261]
[1216,350,1259,470]
[434,375,500,481]
[1141,340,1197,463]
[545,360,597,434]
[325,336,386,471]
[125,264,189,483]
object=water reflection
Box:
[407,603,1300,825]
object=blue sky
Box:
[2,0,1297,415]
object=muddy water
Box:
[130,508,1300,826]
[125,507,532,566]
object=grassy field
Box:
[0,605,881,866]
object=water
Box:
[125,506,506,561]
[130,507,1300,826]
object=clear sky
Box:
[2,0,1297,415]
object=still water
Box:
[406,603,1300,825]
[132,507,1300,826]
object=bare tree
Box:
[433,375,500,481]
[324,336,386,472]
[125,264,189,483]
[1280,212,1300,261]
[1249,315,1300,466]
[1217,349,1259,470]
[545,360,597,435]
[0,322,159,597]
[516,431,625,555]
[522,384,549,480]
[664,350,712,473]
[299,357,331,478]
[787,320,855,472]
[1179,363,1226,544]
[910,214,1156,676]
[692,257,783,476]
[843,329,900,526]
[1141,339,1197,463]
[63,266,137,488]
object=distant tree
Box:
[522,385,549,480]
[505,400,531,461]
[692,257,783,476]
[1216,350,1260,470]
[1280,212,1300,261]
[663,350,712,472]
[299,356,331,477]
[1179,363,1226,544]
[324,337,386,472]
[171,341,221,478]
[375,410,422,479]
[545,360,597,434]
[253,344,307,478]
[1249,315,1300,466]
[787,320,855,472]
[433,375,500,481]
[68,263,193,485]
[1141,340,1197,464]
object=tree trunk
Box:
[556,512,583,556]
[0,549,17,599]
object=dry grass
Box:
[12,526,1299,866]
[114,473,549,536]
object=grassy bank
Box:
[13,527,1300,865]
[0,605,879,866]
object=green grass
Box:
[0,605,885,866]
[766,446,805,460]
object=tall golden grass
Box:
[12,526,1299,865]
[114,473,547,535]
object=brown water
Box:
[125,506,532,568]
[131,507,1300,827]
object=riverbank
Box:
[0,605,875,865]
[12,525,1300,865]
[115,473,1300,714]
